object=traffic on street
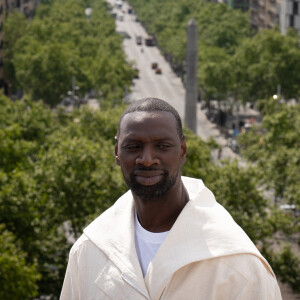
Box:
[108,0,239,160]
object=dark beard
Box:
[124,166,179,201]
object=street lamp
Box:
[85,7,92,22]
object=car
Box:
[115,0,122,9]
[280,204,300,217]
[151,62,158,69]
[136,36,142,45]
[145,36,155,46]
[155,68,162,74]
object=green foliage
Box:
[262,244,300,293]
[4,0,135,106]
[3,12,28,90]
[206,161,272,243]
[183,128,215,181]
[127,0,249,100]
[198,46,232,100]
[231,28,300,101]
[0,225,41,300]
[128,0,300,101]
[183,128,275,243]
[0,94,56,172]
[0,95,128,298]
[238,99,300,206]
[1,93,299,297]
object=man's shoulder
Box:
[218,253,274,279]
[69,233,93,255]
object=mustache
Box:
[133,166,166,172]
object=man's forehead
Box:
[118,110,178,140]
[121,110,176,127]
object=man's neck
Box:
[133,181,189,232]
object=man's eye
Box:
[156,144,170,150]
[124,144,141,150]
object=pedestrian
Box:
[60,98,282,300]
[218,147,222,159]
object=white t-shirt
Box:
[134,212,169,277]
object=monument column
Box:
[185,18,198,134]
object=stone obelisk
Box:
[185,18,198,134]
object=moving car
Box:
[151,62,158,69]
[155,67,162,74]
[136,36,142,45]
[145,36,155,46]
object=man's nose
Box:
[136,146,159,166]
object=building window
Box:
[293,1,298,14]
[290,15,294,27]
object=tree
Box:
[231,28,300,102]
[3,11,28,91]
[238,99,300,207]
[4,0,135,107]
[0,95,128,298]
[0,224,41,300]
[198,46,232,100]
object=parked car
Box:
[280,204,300,217]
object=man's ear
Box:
[115,137,120,166]
[181,136,187,164]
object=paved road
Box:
[110,1,185,119]
[108,0,238,160]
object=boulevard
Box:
[108,0,238,159]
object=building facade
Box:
[250,0,300,35]
[0,0,40,93]
[280,0,300,34]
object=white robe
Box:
[60,176,282,300]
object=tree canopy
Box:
[238,99,300,207]
[128,0,300,101]
[4,0,135,107]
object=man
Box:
[60,98,281,299]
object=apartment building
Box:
[0,0,40,93]
[280,0,300,34]
[250,0,300,35]
[210,0,300,36]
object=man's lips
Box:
[134,170,164,186]
[134,170,164,176]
